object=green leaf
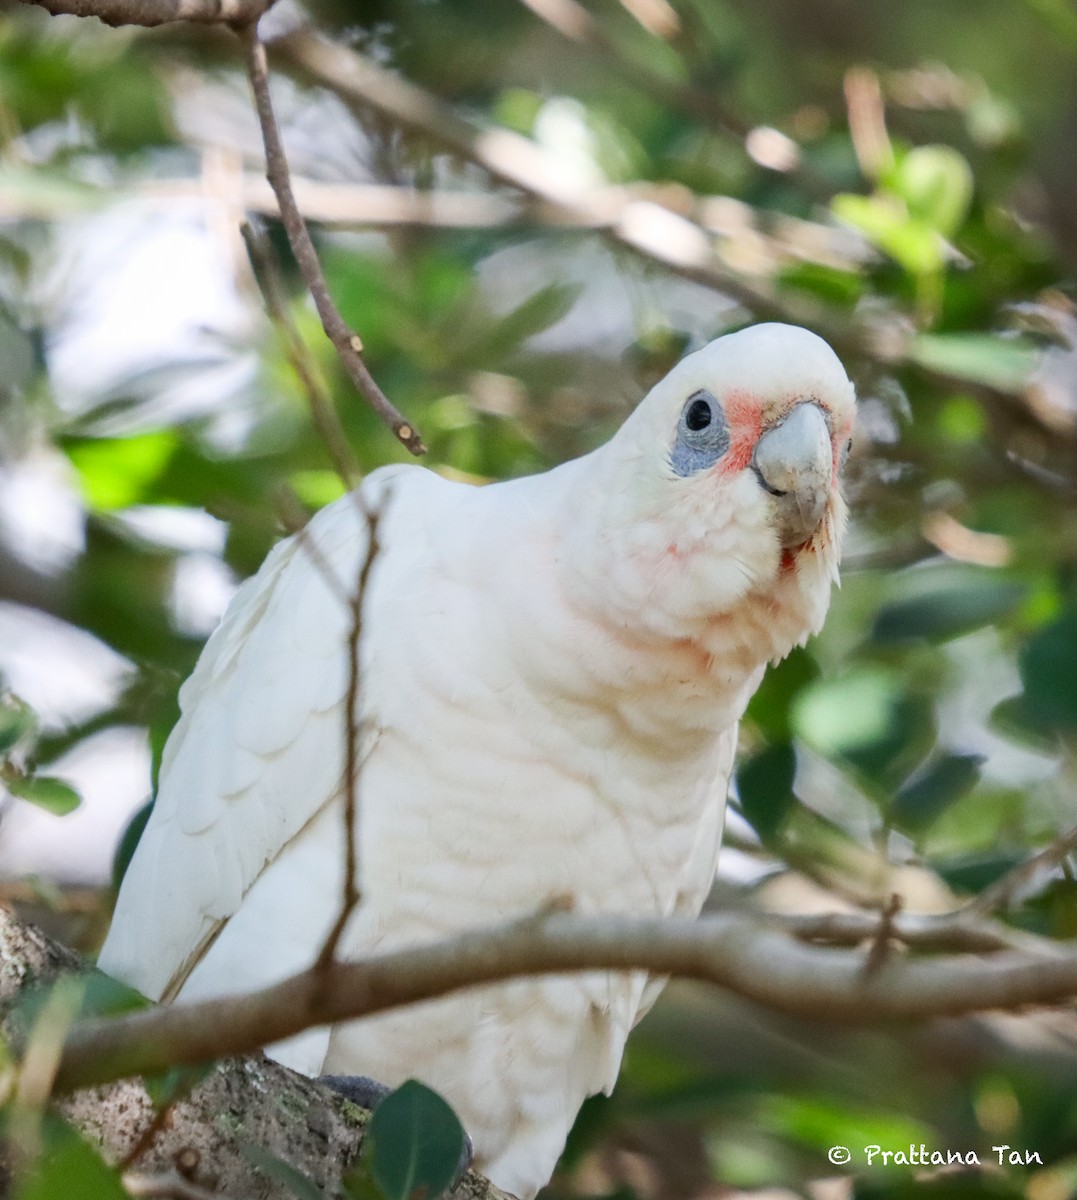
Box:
[792,669,899,758]
[361,1080,466,1200]
[13,1117,127,1200]
[7,775,81,815]
[831,193,942,275]
[988,694,1059,751]
[112,798,154,890]
[479,282,583,361]
[239,1142,327,1200]
[871,580,1026,644]
[794,671,935,791]
[893,145,973,237]
[0,693,36,756]
[934,851,1025,895]
[889,753,984,835]
[736,743,797,843]
[746,647,820,742]
[66,431,179,511]
[143,1061,214,1110]
[1014,604,1077,731]
[908,333,1038,391]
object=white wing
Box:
[97,464,419,1005]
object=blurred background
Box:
[2,0,1077,1196]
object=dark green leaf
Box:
[934,851,1025,895]
[746,648,820,742]
[889,753,984,835]
[112,798,154,890]
[736,743,797,843]
[362,1079,466,1200]
[989,694,1060,752]
[1016,604,1077,731]
[871,581,1026,644]
[143,1061,214,1110]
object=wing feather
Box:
[98,466,420,1002]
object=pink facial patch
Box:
[716,390,764,476]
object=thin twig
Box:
[315,499,382,970]
[860,892,903,978]
[513,0,834,201]
[241,220,363,490]
[781,909,1035,954]
[272,486,350,606]
[120,1105,176,1171]
[968,823,1077,917]
[275,29,1048,415]
[240,25,424,456]
[123,1171,240,1200]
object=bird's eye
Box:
[685,397,712,431]
[840,437,852,468]
[671,389,729,477]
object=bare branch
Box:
[513,0,834,201]
[272,27,1043,408]
[315,498,382,970]
[123,1172,238,1200]
[240,220,362,490]
[969,823,1077,916]
[55,908,1077,1094]
[15,0,271,28]
[241,25,425,456]
[781,908,1040,954]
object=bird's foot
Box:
[319,1073,393,1110]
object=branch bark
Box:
[0,906,509,1200]
[51,906,1077,1096]
[16,0,270,27]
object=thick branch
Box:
[16,0,270,27]
[56,909,1077,1094]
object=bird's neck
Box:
[498,458,840,753]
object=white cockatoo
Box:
[99,322,856,1199]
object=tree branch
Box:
[272,26,1047,409]
[241,25,425,456]
[16,0,270,27]
[314,498,381,970]
[53,908,1077,1095]
[969,823,1077,917]
[240,219,363,490]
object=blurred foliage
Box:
[1,0,1077,1197]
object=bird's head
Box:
[581,323,856,638]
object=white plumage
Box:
[99,322,856,1198]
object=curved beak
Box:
[752,402,832,548]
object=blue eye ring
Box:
[671,389,729,477]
